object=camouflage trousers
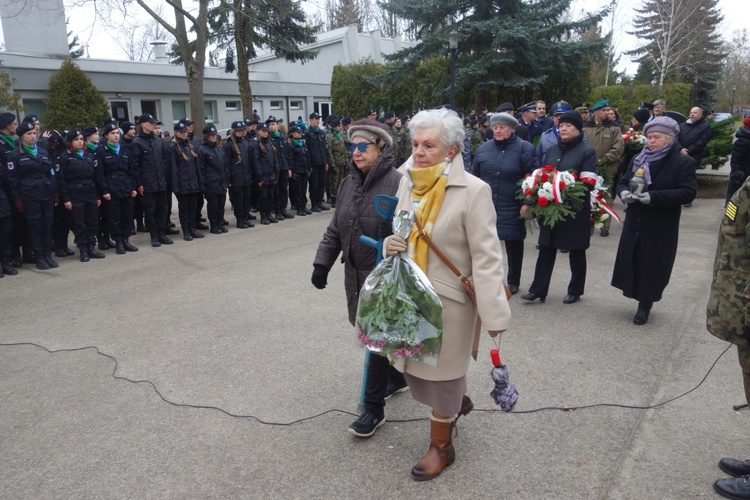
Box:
[327,165,346,200]
[738,344,750,406]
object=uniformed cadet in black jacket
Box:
[287,125,311,216]
[96,122,139,254]
[79,125,113,252]
[7,122,58,270]
[131,113,173,247]
[39,130,74,259]
[0,111,31,268]
[224,121,255,229]
[244,118,260,215]
[168,121,205,241]
[56,129,105,262]
[304,112,330,212]
[179,117,209,231]
[252,123,279,225]
[197,123,229,234]
[266,116,294,221]
[0,113,15,277]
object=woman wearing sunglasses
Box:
[312,119,407,437]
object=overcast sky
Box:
[1,0,745,76]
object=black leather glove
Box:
[311,264,329,289]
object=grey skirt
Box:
[404,373,467,416]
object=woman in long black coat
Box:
[472,112,538,294]
[612,116,697,325]
[522,111,598,304]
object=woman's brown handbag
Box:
[413,218,512,304]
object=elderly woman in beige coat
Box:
[384,107,512,481]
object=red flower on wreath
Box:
[543,165,554,172]
[538,197,549,207]
[541,173,550,182]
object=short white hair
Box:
[409,108,465,152]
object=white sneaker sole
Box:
[384,386,410,400]
[348,416,386,438]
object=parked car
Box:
[713,112,733,122]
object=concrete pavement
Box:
[1,197,746,499]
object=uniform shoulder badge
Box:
[7,161,13,170]
[726,201,737,221]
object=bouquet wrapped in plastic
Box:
[356,210,443,366]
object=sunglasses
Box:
[347,141,373,153]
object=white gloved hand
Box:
[620,190,636,204]
[384,235,408,257]
[637,192,651,205]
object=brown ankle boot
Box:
[411,413,456,481]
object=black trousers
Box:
[249,183,260,210]
[70,200,99,246]
[364,352,407,415]
[10,208,30,259]
[308,164,327,204]
[142,191,169,233]
[258,183,274,213]
[195,193,205,224]
[274,171,290,212]
[134,195,145,225]
[293,173,308,208]
[504,239,524,287]
[97,202,110,242]
[288,174,301,208]
[176,192,199,228]
[0,215,11,260]
[105,197,134,241]
[230,185,251,221]
[529,246,587,297]
[51,203,71,246]
[22,198,54,253]
[206,193,226,223]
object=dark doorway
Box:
[111,101,129,122]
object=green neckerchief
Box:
[106,142,119,154]
[75,150,84,158]
[85,142,97,151]
[22,144,37,157]
[310,126,318,132]
[332,130,341,139]
[272,131,281,138]
[0,132,15,149]
[293,138,302,147]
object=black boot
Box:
[281,209,295,219]
[54,241,68,258]
[268,213,278,224]
[189,226,205,238]
[195,221,209,230]
[633,301,653,325]
[36,255,50,270]
[331,197,336,208]
[43,251,59,268]
[122,239,138,252]
[87,244,106,259]
[210,221,223,234]
[183,226,193,241]
[158,231,174,245]
[115,240,126,254]
[150,232,161,247]
[1,258,17,275]
[275,210,285,221]
[165,227,180,236]
[137,220,148,233]
[79,245,90,262]
[260,213,271,225]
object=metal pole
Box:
[731,85,737,115]
[450,47,456,110]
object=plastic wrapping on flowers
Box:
[517,165,588,229]
[589,175,620,234]
[356,211,444,366]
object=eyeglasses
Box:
[347,141,373,153]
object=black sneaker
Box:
[348,413,385,437]
[384,380,409,400]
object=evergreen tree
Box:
[626,0,725,107]
[208,0,318,116]
[43,60,109,131]
[381,0,608,109]
[0,72,24,113]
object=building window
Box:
[204,101,215,121]
[289,100,302,110]
[141,100,159,119]
[314,101,332,118]
[225,100,241,111]
[270,100,283,110]
[110,100,130,122]
[23,99,46,121]
[172,100,188,121]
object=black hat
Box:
[231,121,246,131]
[82,125,98,137]
[46,130,64,145]
[179,117,194,126]
[17,122,35,136]
[324,114,335,124]
[243,118,253,126]
[573,102,590,112]
[558,110,584,131]
[256,123,269,131]
[266,116,278,124]
[639,101,655,111]
[202,123,217,135]
[384,110,395,119]
[632,108,651,125]
[288,124,301,134]
[400,114,410,122]
[495,102,514,113]
[65,129,83,142]
[330,118,341,127]
[173,122,188,132]
[309,112,321,119]
[519,102,537,113]
[102,123,119,136]
[121,121,135,133]
[367,108,376,115]
[22,114,39,124]
[0,112,16,129]
[551,101,572,115]
[138,113,161,124]
[103,116,117,126]
[342,116,352,126]
[477,115,488,124]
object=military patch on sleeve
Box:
[726,201,737,221]
[7,161,13,170]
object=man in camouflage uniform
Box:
[707,177,750,499]
[394,114,412,167]
[325,118,348,208]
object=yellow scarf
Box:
[407,163,449,272]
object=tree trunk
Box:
[235,0,253,118]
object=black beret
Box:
[0,112,16,129]
[81,125,98,137]
[65,129,83,142]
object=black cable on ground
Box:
[0,341,733,424]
